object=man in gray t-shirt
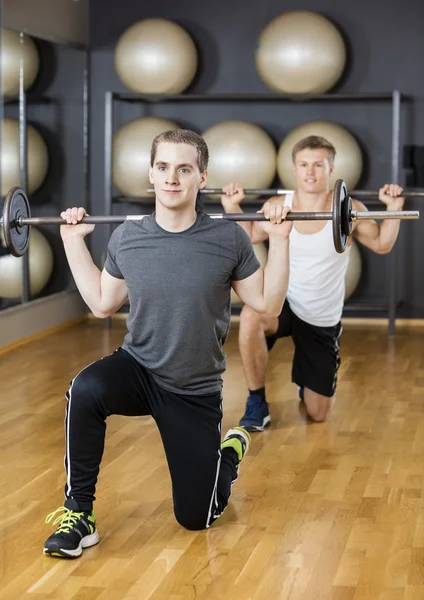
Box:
[104,211,260,395]
[44,129,292,559]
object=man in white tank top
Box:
[221,135,405,430]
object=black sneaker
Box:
[44,506,99,558]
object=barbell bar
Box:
[146,187,291,196]
[146,187,424,198]
[0,180,420,258]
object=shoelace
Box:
[45,506,85,534]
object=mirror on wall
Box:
[0,0,89,310]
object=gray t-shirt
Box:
[104,211,260,395]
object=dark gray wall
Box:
[89,0,424,318]
[3,0,89,47]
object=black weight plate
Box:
[3,187,31,257]
[342,193,353,239]
[332,179,348,254]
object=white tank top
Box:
[284,193,351,327]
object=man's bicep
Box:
[100,268,128,314]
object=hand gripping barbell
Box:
[0,180,420,258]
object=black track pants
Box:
[63,348,239,530]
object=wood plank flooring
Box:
[1,320,423,599]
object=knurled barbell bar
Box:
[0,180,420,258]
[146,187,424,198]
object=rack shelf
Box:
[112,92,409,103]
[104,89,411,334]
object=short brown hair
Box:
[151,129,209,173]
[292,135,336,165]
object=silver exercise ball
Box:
[231,242,268,304]
[1,118,49,196]
[345,240,362,301]
[202,121,277,193]
[277,121,363,190]
[114,18,198,94]
[112,116,179,198]
[0,228,53,298]
[255,10,346,94]
[1,28,40,99]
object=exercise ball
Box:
[344,240,362,301]
[231,242,268,304]
[277,121,363,190]
[113,116,179,197]
[1,118,49,196]
[114,18,198,94]
[0,228,53,298]
[255,11,346,94]
[1,28,40,99]
[202,121,277,194]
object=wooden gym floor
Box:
[1,320,424,599]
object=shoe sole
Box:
[240,415,271,432]
[43,530,100,559]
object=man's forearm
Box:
[262,235,290,315]
[378,218,401,252]
[63,236,103,313]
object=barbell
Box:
[146,187,424,198]
[0,180,420,258]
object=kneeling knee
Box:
[303,391,333,423]
[174,510,208,531]
[306,403,331,423]
[308,411,328,423]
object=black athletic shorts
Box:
[266,300,342,398]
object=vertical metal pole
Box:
[0,18,3,262]
[0,18,6,315]
[104,92,113,329]
[83,50,90,216]
[104,91,113,220]
[388,90,401,336]
[19,33,30,304]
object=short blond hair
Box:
[292,135,336,165]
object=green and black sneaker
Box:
[221,426,251,462]
[44,505,99,558]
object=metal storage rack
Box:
[103,90,411,335]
